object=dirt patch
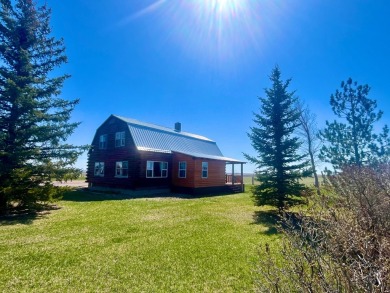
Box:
[53,180,88,188]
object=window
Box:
[94,162,104,177]
[99,134,107,149]
[146,161,168,178]
[115,161,128,177]
[115,131,125,147]
[202,162,208,178]
[178,161,186,178]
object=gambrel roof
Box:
[113,115,242,163]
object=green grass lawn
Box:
[0,189,280,292]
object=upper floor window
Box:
[202,162,208,178]
[99,134,107,149]
[146,161,168,178]
[94,162,104,177]
[178,161,186,178]
[115,161,128,178]
[115,131,125,147]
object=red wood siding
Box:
[172,153,226,188]
[172,153,196,188]
[193,158,226,188]
[87,116,228,192]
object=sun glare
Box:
[194,0,250,27]
[124,0,285,63]
[206,0,245,15]
[179,0,259,61]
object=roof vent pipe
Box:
[174,122,181,132]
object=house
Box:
[86,115,245,195]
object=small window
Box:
[202,162,208,178]
[146,161,168,178]
[115,131,125,147]
[115,161,128,177]
[99,134,107,149]
[178,161,186,178]
[94,162,104,177]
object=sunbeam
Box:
[122,0,288,64]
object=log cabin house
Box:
[86,115,245,195]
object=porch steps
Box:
[225,184,245,194]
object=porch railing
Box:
[225,175,242,184]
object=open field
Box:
[54,175,321,189]
[0,189,280,292]
[244,175,323,188]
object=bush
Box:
[256,165,390,292]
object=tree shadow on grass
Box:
[252,210,281,235]
[61,188,129,202]
[252,209,304,236]
[0,205,60,226]
[61,189,188,202]
[61,188,232,202]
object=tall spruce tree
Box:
[0,0,85,212]
[245,66,309,212]
[319,78,390,169]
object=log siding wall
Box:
[87,116,230,193]
[87,117,138,188]
[135,151,172,188]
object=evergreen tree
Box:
[0,0,85,212]
[245,66,309,213]
[319,78,390,169]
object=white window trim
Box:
[178,161,186,178]
[115,161,128,178]
[202,162,208,178]
[99,134,107,149]
[94,162,104,177]
[115,131,125,147]
[146,161,168,178]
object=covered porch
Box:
[225,160,246,193]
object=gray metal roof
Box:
[114,115,231,159]
[172,151,244,163]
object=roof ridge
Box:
[113,114,214,142]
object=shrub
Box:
[256,165,390,292]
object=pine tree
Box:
[319,78,390,169]
[245,66,309,213]
[0,0,86,212]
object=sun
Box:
[193,0,249,24]
[206,0,245,14]
[184,0,255,58]
[125,0,279,63]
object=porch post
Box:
[241,163,244,192]
[232,164,235,185]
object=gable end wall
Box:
[87,116,138,188]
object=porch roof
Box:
[172,151,246,163]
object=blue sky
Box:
[46,0,390,173]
